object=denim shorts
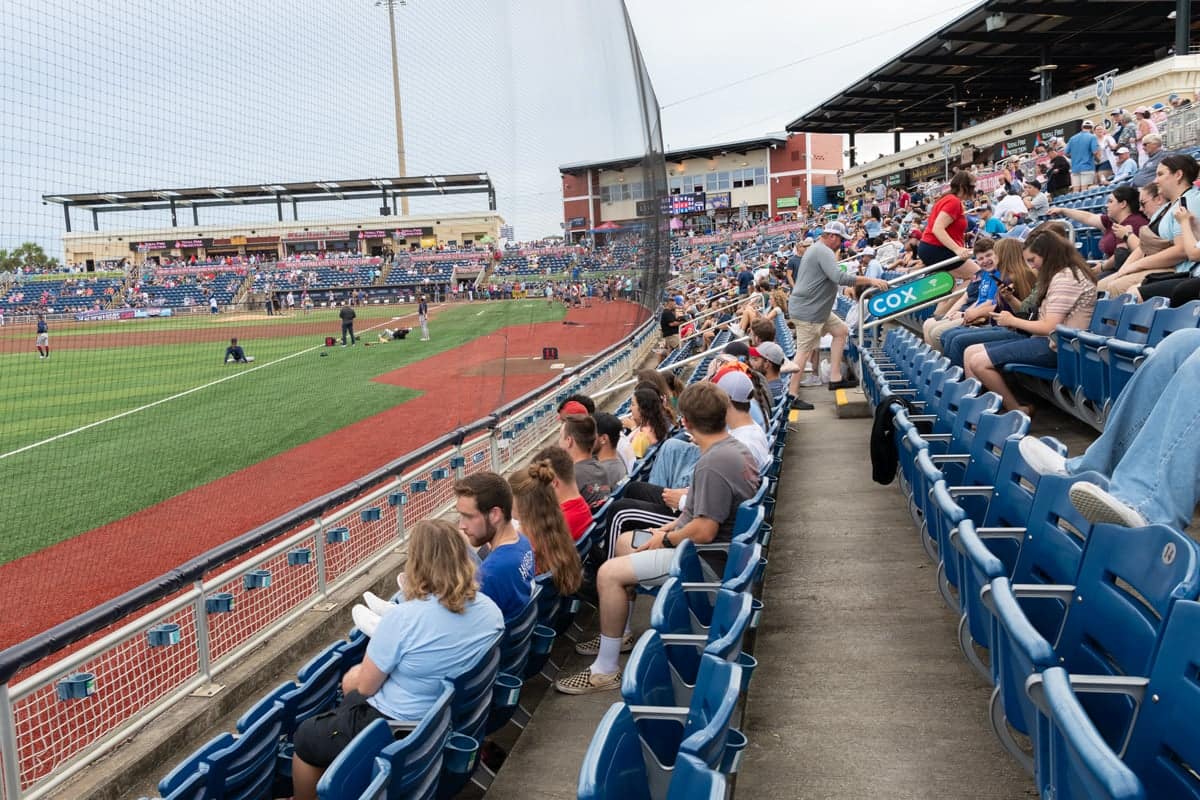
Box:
[982,335,1055,368]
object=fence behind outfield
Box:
[0,314,659,800]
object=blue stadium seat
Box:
[317,681,456,800]
[986,523,1200,773]
[1025,599,1200,800]
[158,699,286,800]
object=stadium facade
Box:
[559,132,843,239]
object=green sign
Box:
[776,197,799,209]
[867,272,955,318]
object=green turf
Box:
[0,300,565,564]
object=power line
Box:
[659,0,977,110]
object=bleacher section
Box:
[859,323,1200,800]
[1,277,124,314]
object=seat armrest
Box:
[975,526,1026,540]
[987,577,1057,667]
[1010,583,1076,602]
[948,485,994,499]
[627,704,690,723]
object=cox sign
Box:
[867,272,955,318]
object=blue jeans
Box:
[940,326,1025,368]
[1067,327,1200,530]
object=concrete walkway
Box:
[488,388,1039,799]
[735,393,1035,799]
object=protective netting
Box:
[0,0,665,700]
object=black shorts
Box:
[293,690,385,768]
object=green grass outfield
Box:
[0,301,565,564]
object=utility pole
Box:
[378,0,410,216]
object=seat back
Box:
[1112,298,1168,345]
[576,703,652,800]
[533,572,562,629]
[285,651,344,732]
[317,718,394,800]
[204,701,287,800]
[378,681,455,800]
[1051,524,1200,750]
[1121,599,1200,800]
[497,583,541,677]
[678,656,743,769]
[666,754,726,800]
[1145,299,1200,346]
[1088,295,1135,337]
[934,377,980,436]
[971,435,1063,573]
[447,643,500,744]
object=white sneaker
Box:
[351,604,381,637]
[362,591,395,616]
[799,375,823,388]
[1018,437,1069,476]
[1069,482,1148,529]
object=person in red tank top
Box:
[919,170,977,274]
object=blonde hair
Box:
[403,519,478,613]
[509,460,583,596]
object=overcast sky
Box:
[0,0,975,256]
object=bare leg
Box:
[964,344,1024,412]
[789,349,814,395]
[291,755,323,800]
[828,329,848,382]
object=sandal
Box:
[555,668,622,695]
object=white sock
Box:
[591,635,623,675]
[625,601,635,635]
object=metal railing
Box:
[0,313,660,800]
[855,256,968,356]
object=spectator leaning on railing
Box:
[1109,154,1200,300]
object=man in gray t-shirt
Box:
[787,221,889,398]
[555,382,762,696]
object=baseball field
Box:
[0,298,644,648]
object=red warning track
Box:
[0,301,644,651]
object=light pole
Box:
[377,0,409,216]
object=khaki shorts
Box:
[793,314,847,352]
[662,334,680,350]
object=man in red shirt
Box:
[532,445,594,540]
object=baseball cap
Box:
[558,400,589,418]
[714,370,754,403]
[1110,108,1124,116]
[674,294,685,305]
[859,247,876,257]
[750,341,785,366]
[1082,119,1094,128]
[820,221,851,239]
[722,340,750,360]
[1135,106,1149,114]
[1116,146,1130,154]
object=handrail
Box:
[0,312,657,686]
[588,335,751,402]
[855,255,967,354]
[680,292,764,342]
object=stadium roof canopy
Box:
[786,0,1194,134]
[559,133,789,175]
[43,174,496,232]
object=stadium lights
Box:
[100,193,126,202]
[261,184,287,193]
[369,179,392,188]
[946,100,968,108]
[153,190,181,198]
[210,188,233,197]
[316,181,340,191]
[1030,63,1058,72]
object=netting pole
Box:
[0,682,19,800]
[314,520,329,599]
[192,581,213,685]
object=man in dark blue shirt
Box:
[35,314,49,359]
[736,264,754,295]
[223,337,251,363]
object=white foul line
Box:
[0,314,404,463]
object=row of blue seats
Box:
[578,385,791,799]
[862,328,1200,800]
[1004,297,1200,429]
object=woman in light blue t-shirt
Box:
[291,519,503,800]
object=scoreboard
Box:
[663,192,706,215]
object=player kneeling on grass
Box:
[223,337,254,364]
